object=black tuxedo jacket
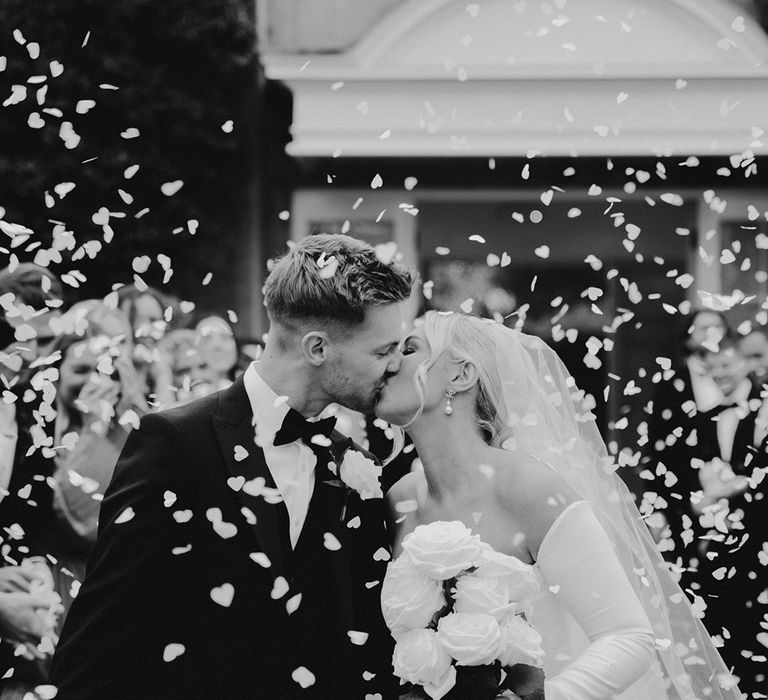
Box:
[50,378,406,699]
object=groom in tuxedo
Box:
[51,234,414,699]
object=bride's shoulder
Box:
[492,451,580,550]
[493,451,577,502]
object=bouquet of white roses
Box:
[382,521,545,700]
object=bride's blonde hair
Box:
[403,311,512,446]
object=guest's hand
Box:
[0,566,37,593]
[75,372,120,432]
[0,591,56,647]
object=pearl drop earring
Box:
[444,388,456,416]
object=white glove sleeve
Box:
[538,501,656,699]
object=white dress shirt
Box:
[715,378,752,464]
[242,363,317,548]
[0,401,18,500]
[687,355,724,412]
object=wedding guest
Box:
[158,328,206,404]
[644,309,728,592]
[234,336,263,379]
[0,263,64,695]
[693,335,768,694]
[49,301,143,597]
[739,324,768,381]
[115,284,175,409]
[192,314,238,392]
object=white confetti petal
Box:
[163,643,185,662]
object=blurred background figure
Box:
[115,284,175,409]
[0,263,65,698]
[234,335,264,379]
[738,325,768,383]
[644,309,729,593]
[48,301,142,618]
[692,334,768,695]
[192,315,239,394]
[159,328,204,405]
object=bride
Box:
[376,311,742,699]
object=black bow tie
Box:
[273,408,337,447]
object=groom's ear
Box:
[451,360,479,393]
[300,330,329,366]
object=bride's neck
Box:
[406,410,492,500]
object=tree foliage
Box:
[0,0,259,308]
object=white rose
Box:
[339,450,382,500]
[382,554,446,639]
[453,573,515,621]
[402,521,484,580]
[392,629,457,700]
[475,544,540,609]
[498,613,545,669]
[436,612,502,666]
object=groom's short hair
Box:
[264,233,412,328]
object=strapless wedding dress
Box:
[528,501,670,699]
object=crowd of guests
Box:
[645,309,768,694]
[0,263,267,697]
[0,261,766,696]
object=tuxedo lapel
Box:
[211,378,289,582]
[293,452,355,632]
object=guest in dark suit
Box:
[645,309,728,592]
[50,234,414,699]
[693,337,768,696]
[739,324,768,383]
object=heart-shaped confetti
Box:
[347,630,369,646]
[212,520,238,539]
[27,112,45,129]
[163,490,177,507]
[161,180,184,196]
[271,576,289,600]
[291,667,315,689]
[115,507,135,524]
[132,255,151,273]
[243,476,265,497]
[323,532,342,551]
[249,552,271,568]
[173,509,193,523]
[91,207,110,226]
[347,516,361,529]
[372,547,390,562]
[286,593,302,615]
[163,643,185,662]
[233,445,248,461]
[227,476,245,492]
[75,99,95,114]
[210,583,235,607]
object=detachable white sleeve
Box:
[538,501,656,700]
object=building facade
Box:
[256,0,768,458]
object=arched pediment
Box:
[262,0,768,156]
[351,0,768,77]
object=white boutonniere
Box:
[339,450,383,501]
